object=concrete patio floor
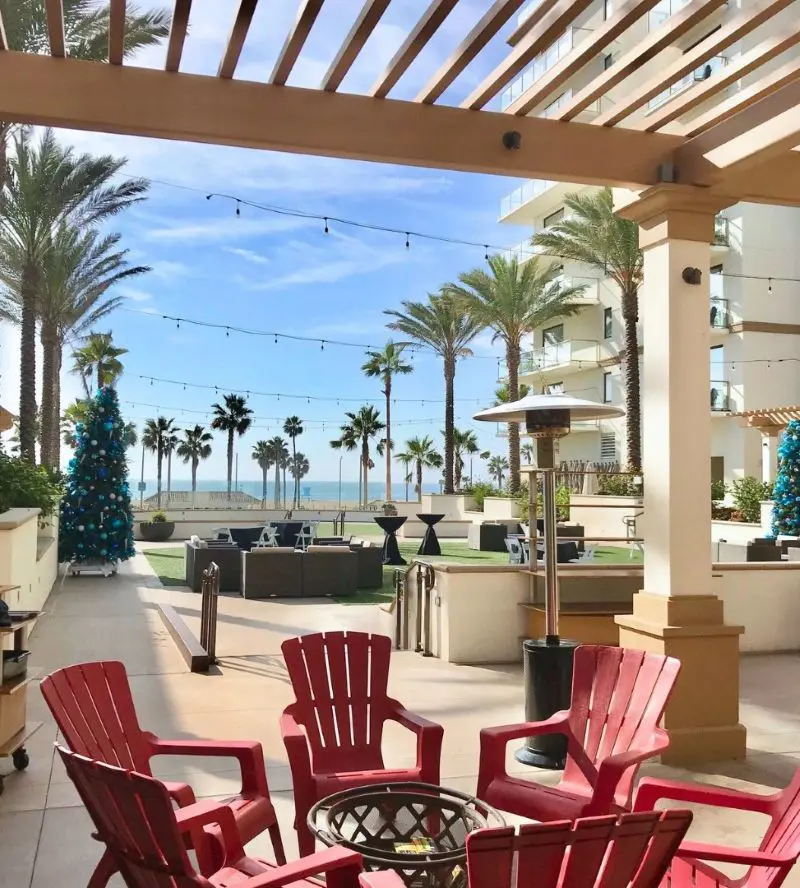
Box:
[1,548,799,887]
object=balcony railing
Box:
[498,340,599,380]
[710,380,731,412]
[648,0,690,30]
[713,215,730,247]
[500,178,559,219]
[500,30,574,110]
[709,297,729,329]
[648,56,728,110]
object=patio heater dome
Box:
[473,393,625,436]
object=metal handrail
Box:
[199,562,220,665]
[391,561,436,654]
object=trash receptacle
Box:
[514,638,578,769]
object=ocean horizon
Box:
[138,478,440,503]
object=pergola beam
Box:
[270,0,324,85]
[507,0,560,46]
[681,55,800,137]
[369,0,460,98]
[415,0,527,104]
[553,0,726,121]
[504,0,664,117]
[109,0,126,65]
[462,0,595,110]
[218,0,259,79]
[630,30,800,132]
[321,0,392,92]
[676,78,800,184]
[593,0,794,127]
[165,0,192,72]
[0,51,685,188]
[711,152,800,206]
[45,0,65,57]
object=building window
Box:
[543,207,565,228]
[603,53,614,70]
[600,432,616,460]
[603,371,613,402]
[603,307,613,339]
[542,324,564,346]
[544,382,564,394]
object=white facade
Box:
[497,0,800,481]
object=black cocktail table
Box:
[308,781,504,888]
[374,516,407,565]
[417,513,445,556]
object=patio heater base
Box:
[515,637,578,770]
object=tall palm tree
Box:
[163,427,179,494]
[0,129,148,461]
[71,331,129,396]
[176,425,212,494]
[521,442,535,465]
[0,226,147,466]
[449,256,587,493]
[289,452,310,501]
[534,188,643,470]
[142,416,177,509]
[251,441,273,505]
[266,436,288,508]
[451,427,480,491]
[282,416,304,507]
[211,393,253,496]
[0,1,171,176]
[494,382,530,404]
[385,290,481,494]
[488,455,509,490]
[396,453,413,501]
[396,436,442,502]
[330,406,385,507]
[362,341,413,502]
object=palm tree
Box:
[0,1,170,176]
[494,382,530,404]
[142,416,177,509]
[289,452,310,501]
[521,442,535,465]
[448,256,587,493]
[396,436,442,502]
[0,129,148,461]
[488,455,510,490]
[396,453,413,501]
[266,436,289,508]
[71,331,129,396]
[176,425,212,495]
[451,427,480,491]
[330,406,385,507]
[362,341,413,502]
[251,441,272,505]
[0,226,148,467]
[211,393,253,496]
[386,290,481,495]
[282,416,304,507]
[534,188,643,470]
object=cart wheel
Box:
[12,748,29,771]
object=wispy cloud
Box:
[121,287,153,303]
[224,247,270,265]
[150,260,194,279]
[142,214,311,244]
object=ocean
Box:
[140,479,439,503]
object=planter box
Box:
[483,497,520,520]
[139,522,175,542]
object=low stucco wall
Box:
[0,509,59,617]
[711,521,761,545]
[483,497,519,521]
[568,495,643,542]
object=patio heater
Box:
[474,393,625,768]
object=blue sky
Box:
[51,0,537,484]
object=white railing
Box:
[648,56,728,110]
[500,179,559,219]
[500,31,574,110]
[498,340,599,379]
[648,0,691,30]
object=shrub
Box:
[516,484,571,522]
[149,510,168,523]
[711,479,727,502]
[463,481,498,511]
[597,474,641,496]
[730,476,772,524]
[0,454,62,519]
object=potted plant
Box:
[139,510,175,542]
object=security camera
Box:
[502,131,522,150]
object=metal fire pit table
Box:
[308,781,504,887]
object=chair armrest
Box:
[386,698,442,734]
[359,873,408,888]
[589,733,671,814]
[634,777,777,816]
[678,842,799,868]
[146,735,269,798]
[243,847,363,888]
[386,699,443,781]
[480,712,570,745]
[280,710,313,787]
[174,800,246,873]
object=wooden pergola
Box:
[1,0,791,765]
[0,0,797,206]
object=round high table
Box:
[416,514,445,556]
[373,516,407,566]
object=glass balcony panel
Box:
[710,380,730,412]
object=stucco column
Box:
[615,186,745,764]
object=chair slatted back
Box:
[282,632,391,768]
[42,661,152,774]
[466,811,692,888]
[57,746,208,888]
[564,647,680,806]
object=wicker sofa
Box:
[302,545,358,598]
[184,539,242,593]
[242,547,303,599]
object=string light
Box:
[235,200,241,217]
[323,217,329,235]
[769,278,773,295]
[405,232,410,249]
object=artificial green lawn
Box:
[143,541,641,605]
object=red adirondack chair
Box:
[41,661,284,887]
[281,631,444,856]
[358,811,693,888]
[634,771,800,888]
[477,645,680,822]
[57,745,365,888]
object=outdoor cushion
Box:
[249,546,296,555]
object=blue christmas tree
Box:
[59,386,135,566]
[771,419,800,536]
